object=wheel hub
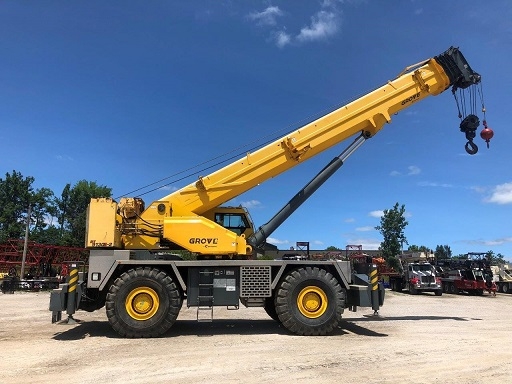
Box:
[125,287,159,321]
[297,286,328,318]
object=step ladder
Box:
[197,269,214,322]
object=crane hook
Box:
[465,140,479,155]
[459,114,480,155]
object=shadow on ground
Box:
[52,313,476,341]
[51,317,382,340]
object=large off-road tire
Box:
[264,297,280,323]
[502,284,510,294]
[443,282,450,293]
[275,267,345,336]
[105,267,181,338]
[435,289,443,296]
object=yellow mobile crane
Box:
[50,47,491,337]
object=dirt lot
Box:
[1,290,511,384]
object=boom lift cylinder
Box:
[248,133,369,250]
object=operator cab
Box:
[214,212,249,236]
[204,206,255,238]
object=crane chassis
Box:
[49,46,490,337]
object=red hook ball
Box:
[480,127,494,142]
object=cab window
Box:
[214,213,248,235]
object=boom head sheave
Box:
[434,46,481,91]
[434,46,491,155]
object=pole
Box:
[20,204,31,280]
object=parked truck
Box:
[490,264,512,294]
[49,46,490,337]
[437,253,489,295]
[388,252,442,295]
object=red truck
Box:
[436,253,490,295]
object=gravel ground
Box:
[0,289,511,384]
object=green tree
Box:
[375,202,408,259]
[57,180,112,247]
[325,246,341,251]
[31,187,57,233]
[57,183,71,239]
[0,171,30,241]
[28,187,58,244]
[32,225,62,245]
[434,245,452,260]
[485,250,505,265]
[0,171,55,242]
[386,256,401,272]
[408,245,431,253]
[495,253,506,265]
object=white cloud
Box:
[344,217,355,223]
[417,181,453,188]
[346,237,381,250]
[297,10,340,42]
[390,165,420,177]
[356,226,374,232]
[274,30,291,48]
[247,6,283,26]
[247,1,344,48]
[55,154,74,161]
[463,237,512,247]
[369,210,384,218]
[471,185,487,194]
[369,209,411,218]
[267,237,289,245]
[240,199,262,209]
[485,182,512,204]
[407,165,421,175]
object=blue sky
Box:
[1,1,511,257]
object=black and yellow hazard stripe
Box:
[68,267,79,293]
[369,265,380,313]
[370,268,379,291]
[66,265,79,317]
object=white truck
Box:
[491,264,512,294]
[389,252,442,296]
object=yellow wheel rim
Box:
[125,287,159,321]
[297,286,328,318]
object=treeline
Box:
[327,202,507,264]
[405,244,506,264]
[0,170,111,247]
